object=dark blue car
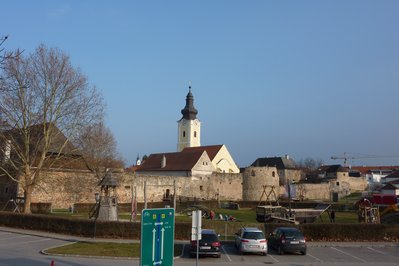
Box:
[268,227,306,255]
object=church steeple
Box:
[180,86,198,120]
[177,85,201,151]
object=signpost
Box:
[191,210,202,266]
[141,208,175,266]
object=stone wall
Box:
[22,167,368,208]
[292,183,332,201]
[28,169,99,208]
[26,170,243,208]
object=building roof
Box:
[251,156,296,169]
[381,183,399,190]
[349,166,399,175]
[2,123,78,156]
[135,150,206,172]
[99,171,119,187]
[181,145,224,161]
[384,170,399,178]
[319,164,349,173]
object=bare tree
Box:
[76,122,125,180]
[297,157,324,182]
[0,35,22,69]
[0,44,104,213]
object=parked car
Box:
[235,227,267,255]
[268,227,306,255]
[190,229,221,258]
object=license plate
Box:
[200,246,211,250]
[290,241,299,244]
[249,245,259,248]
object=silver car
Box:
[235,227,267,255]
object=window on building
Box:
[200,185,203,191]
[194,131,197,138]
[336,181,340,186]
[272,171,275,177]
[183,131,186,137]
[251,170,255,176]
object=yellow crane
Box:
[331,152,399,166]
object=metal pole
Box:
[288,180,292,217]
[196,210,199,266]
[173,180,177,212]
[144,180,147,209]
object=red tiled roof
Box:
[350,166,399,175]
[135,150,206,172]
[181,145,223,160]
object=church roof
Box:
[180,86,198,120]
[135,150,206,172]
[181,145,224,161]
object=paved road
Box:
[0,226,398,266]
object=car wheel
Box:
[278,246,284,255]
[262,252,267,256]
[216,253,221,258]
[301,250,306,255]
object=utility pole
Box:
[173,180,177,212]
[144,180,147,209]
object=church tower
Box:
[177,86,201,151]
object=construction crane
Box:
[331,152,399,166]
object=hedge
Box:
[0,211,398,241]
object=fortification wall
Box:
[28,170,243,208]
[292,183,331,201]
[29,169,98,209]
[25,167,366,208]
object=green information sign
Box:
[140,208,175,266]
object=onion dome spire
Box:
[181,85,198,120]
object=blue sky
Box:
[2,1,399,167]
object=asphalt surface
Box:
[0,226,398,266]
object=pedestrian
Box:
[330,209,335,223]
[209,210,215,220]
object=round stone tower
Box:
[242,166,280,201]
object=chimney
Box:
[161,155,166,168]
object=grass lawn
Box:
[45,242,184,258]
[317,211,358,223]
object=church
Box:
[136,86,240,175]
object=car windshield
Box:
[243,232,265,239]
[201,233,218,242]
[283,229,303,238]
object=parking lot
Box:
[0,227,398,266]
[178,242,399,265]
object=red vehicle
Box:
[372,194,398,206]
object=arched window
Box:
[194,131,197,138]
[272,171,275,177]
[183,131,186,137]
